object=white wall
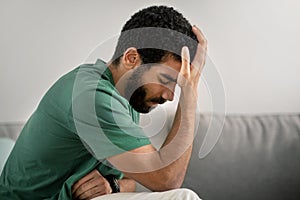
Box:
[0,0,299,122]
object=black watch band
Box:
[104,175,120,193]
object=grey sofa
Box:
[183,114,300,200]
[1,113,300,200]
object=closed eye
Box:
[158,77,170,84]
[158,73,177,85]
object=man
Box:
[0,5,207,200]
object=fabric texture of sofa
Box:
[1,113,299,200]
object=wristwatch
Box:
[104,175,120,193]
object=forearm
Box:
[158,88,198,187]
[162,88,197,147]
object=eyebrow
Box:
[159,73,177,83]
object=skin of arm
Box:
[119,177,136,192]
[108,26,207,192]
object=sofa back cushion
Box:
[0,138,15,173]
[183,114,300,200]
[0,123,23,174]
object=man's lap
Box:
[92,188,201,200]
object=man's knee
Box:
[173,188,201,200]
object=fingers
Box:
[181,46,190,71]
[180,46,190,79]
[191,43,206,75]
[177,46,190,87]
[73,178,97,199]
[77,185,110,200]
[72,170,99,194]
[192,25,207,47]
[86,192,104,200]
[77,187,101,200]
[73,177,111,199]
[191,25,207,77]
[72,169,112,199]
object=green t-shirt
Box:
[0,59,150,199]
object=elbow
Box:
[151,173,183,192]
[152,181,182,192]
[162,182,182,191]
[164,175,183,191]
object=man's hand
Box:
[177,25,207,94]
[72,169,112,200]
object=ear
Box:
[121,47,142,69]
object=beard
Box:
[127,85,166,113]
[124,67,166,113]
[128,85,150,113]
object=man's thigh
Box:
[92,188,201,200]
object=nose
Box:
[162,88,174,101]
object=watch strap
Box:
[104,175,120,193]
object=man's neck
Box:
[108,62,131,97]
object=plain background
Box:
[1,0,300,122]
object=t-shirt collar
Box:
[95,59,115,86]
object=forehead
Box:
[161,57,181,72]
[148,57,181,74]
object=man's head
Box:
[111,5,198,113]
[112,5,198,65]
[125,57,181,113]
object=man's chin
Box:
[148,105,158,112]
[132,104,157,113]
[136,107,152,114]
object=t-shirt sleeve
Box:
[96,86,151,155]
[72,80,150,160]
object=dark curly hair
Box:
[111,5,198,65]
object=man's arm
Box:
[108,26,207,192]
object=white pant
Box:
[92,188,201,200]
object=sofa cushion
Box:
[183,114,300,200]
[0,138,15,174]
[0,122,24,141]
[0,122,23,174]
